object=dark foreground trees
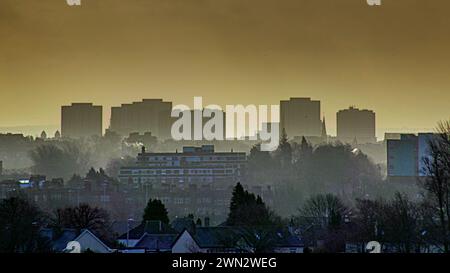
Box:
[296,193,425,253]
[142,199,170,225]
[421,120,450,252]
[226,183,274,227]
[0,196,51,253]
[296,194,349,252]
[53,203,112,243]
[225,183,284,253]
[352,193,422,253]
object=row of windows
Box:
[121,169,238,175]
[157,197,229,205]
[119,177,240,185]
[132,177,216,183]
[140,156,245,162]
[138,162,241,167]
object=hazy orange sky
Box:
[1,0,450,138]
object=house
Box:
[40,228,79,252]
[172,226,304,253]
[117,220,177,248]
[133,234,178,253]
[172,229,202,253]
[72,230,113,253]
[172,227,247,253]
[41,229,112,253]
[345,242,445,253]
[111,220,140,238]
[272,232,304,253]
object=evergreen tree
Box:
[227,183,273,227]
[276,128,292,168]
[247,144,275,185]
[300,136,313,158]
[295,136,313,173]
[142,199,170,225]
[228,183,246,225]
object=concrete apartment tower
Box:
[109,99,173,140]
[280,98,322,138]
[61,103,103,138]
[337,106,376,144]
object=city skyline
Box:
[0,96,439,140]
[3,0,450,259]
[2,0,450,138]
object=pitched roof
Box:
[272,231,304,247]
[171,218,196,233]
[172,226,304,250]
[40,228,79,251]
[134,233,178,251]
[117,220,176,240]
[111,220,140,236]
[75,229,112,252]
[192,227,245,248]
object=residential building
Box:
[337,106,376,144]
[110,99,173,140]
[61,103,102,138]
[280,97,322,138]
[0,133,36,169]
[118,145,246,186]
[387,133,436,178]
[132,234,178,253]
[182,109,227,140]
[171,227,304,253]
[118,145,249,223]
[117,220,177,248]
[41,229,112,253]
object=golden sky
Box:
[1,0,450,138]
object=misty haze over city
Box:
[1,0,450,263]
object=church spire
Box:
[321,116,327,139]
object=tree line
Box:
[2,121,450,253]
[246,129,385,216]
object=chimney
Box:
[196,218,202,227]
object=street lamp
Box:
[126,218,135,248]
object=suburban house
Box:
[133,233,178,253]
[172,227,250,253]
[272,232,305,253]
[171,226,304,253]
[72,230,113,253]
[41,229,112,253]
[117,220,178,248]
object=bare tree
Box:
[298,194,349,230]
[53,203,112,243]
[352,198,386,252]
[0,196,51,253]
[29,141,91,179]
[296,194,349,252]
[422,121,450,252]
[384,193,421,253]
